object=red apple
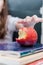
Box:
[16,27,38,46]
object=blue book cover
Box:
[0,42,43,57]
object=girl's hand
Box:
[16,19,24,30]
[32,15,42,23]
[17,16,32,27]
[25,16,32,23]
[16,15,43,30]
[24,15,43,27]
[24,16,32,26]
[25,15,43,24]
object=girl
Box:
[0,0,43,42]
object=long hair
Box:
[0,0,8,39]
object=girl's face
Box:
[0,0,4,13]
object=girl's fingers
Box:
[25,16,32,22]
[32,15,42,23]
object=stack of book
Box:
[0,42,43,65]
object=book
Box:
[0,42,43,58]
[0,52,43,65]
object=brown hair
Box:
[0,0,8,39]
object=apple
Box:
[16,27,38,46]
